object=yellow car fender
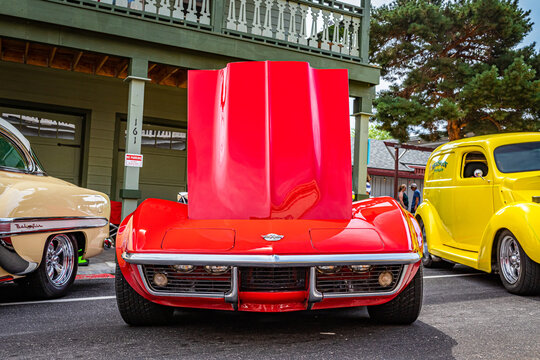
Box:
[415,200,454,255]
[478,203,540,272]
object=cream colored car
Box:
[0,117,110,298]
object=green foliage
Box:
[351,125,393,140]
[370,0,539,141]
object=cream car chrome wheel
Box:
[499,235,521,285]
[45,234,76,288]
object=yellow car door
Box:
[449,146,494,252]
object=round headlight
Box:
[378,271,394,287]
[204,265,230,275]
[316,265,342,274]
[349,265,372,273]
[172,265,195,273]
[153,272,168,287]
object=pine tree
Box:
[370,0,539,141]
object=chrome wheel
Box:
[499,235,521,285]
[45,234,75,288]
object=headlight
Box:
[153,273,168,287]
[204,265,230,275]
[378,271,394,287]
[171,265,195,273]
[349,265,372,273]
[316,265,342,274]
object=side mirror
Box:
[473,169,484,178]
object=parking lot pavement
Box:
[1,266,539,360]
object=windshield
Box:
[494,141,540,173]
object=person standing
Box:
[398,184,409,210]
[410,183,421,213]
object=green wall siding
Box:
[0,61,186,196]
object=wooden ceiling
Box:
[0,37,187,88]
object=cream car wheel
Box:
[45,234,76,288]
[25,233,78,299]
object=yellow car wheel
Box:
[497,230,540,295]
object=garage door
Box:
[115,120,187,202]
[0,107,83,185]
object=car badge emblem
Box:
[262,233,284,242]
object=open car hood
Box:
[187,61,351,220]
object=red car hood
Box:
[187,61,351,220]
[121,198,413,255]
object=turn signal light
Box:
[349,265,372,273]
[378,271,393,287]
[172,265,195,273]
[204,265,230,275]
[316,266,342,274]
[153,272,168,287]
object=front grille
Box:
[142,265,232,294]
[240,267,308,292]
[316,265,403,294]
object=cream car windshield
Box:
[494,141,540,173]
[0,135,27,171]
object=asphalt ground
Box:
[0,263,539,360]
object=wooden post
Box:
[121,58,149,220]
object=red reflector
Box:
[0,276,14,283]
[1,237,12,245]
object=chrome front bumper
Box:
[122,252,420,267]
[123,252,420,308]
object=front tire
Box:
[115,264,175,326]
[25,233,78,299]
[367,265,423,325]
[497,230,540,295]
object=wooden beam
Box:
[148,63,157,73]
[95,55,109,74]
[116,60,129,77]
[159,67,178,84]
[72,51,83,71]
[48,46,57,67]
[24,42,29,64]
[176,70,188,88]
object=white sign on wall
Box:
[125,153,143,168]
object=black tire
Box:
[24,233,78,299]
[368,265,423,325]
[115,264,175,325]
[418,217,455,269]
[497,230,540,295]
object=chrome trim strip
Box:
[136,265,235,299]
[123,252,420,267]
[224,267,239,310]
[308,267,323,306]
[320,265,410,298]
[0,217,109,237]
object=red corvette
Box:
[115,61,423,325]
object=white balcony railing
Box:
[224,0,364,58]
[48,0,368,61]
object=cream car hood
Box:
[0,171,110,219]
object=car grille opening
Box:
[142,265,232,294]
[315,265,403,294]
[239,267,308,292]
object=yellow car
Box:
[0,117,110,298]
[417,133,540,295]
